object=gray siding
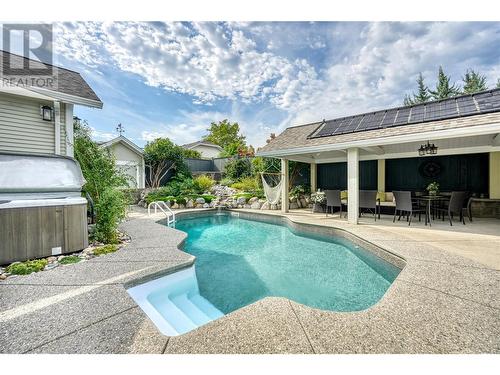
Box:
[0,92,66,155]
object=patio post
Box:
[347,147,359,224]
[281,158,289,213]
[310,162,317,193]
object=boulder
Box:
[236,196,247,205]
[203,203,210,208]
[251,201,262,209]
[195,203,204,209]
[260,201,270,210]
[299,198,307,208]
[270,204,278,210]
[186,200,194,208]
[289,202,299,209]
[248,196,259,204]
[195,197,205,204]
[171,202,179,209]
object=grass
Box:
[93,244,119,256]
[6,259,48,275]
[59,256,81,265]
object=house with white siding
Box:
[0,50,103,157]
[182,140,222,159]
[99,136,146,189]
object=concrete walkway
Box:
[0,207,499,353]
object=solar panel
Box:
[307,88,500,139]
[361,111,385,130]
[392,107,411,126]
[380,109,398,127]
[409,105,425,123]
[456,96,478,116]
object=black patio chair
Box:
[359,190,378,221]
[392,191,426,226]
[325,190,344,217]
[435,191,468,226]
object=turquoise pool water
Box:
[175,213,400,314]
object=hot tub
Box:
[0,153,88,264]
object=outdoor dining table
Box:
[414,195,449,226]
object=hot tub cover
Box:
[0,153,85,200]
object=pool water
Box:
[176,213,400,314]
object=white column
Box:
[65,103,74,157]
[281,158,289,213]
[54,101,61,155]
[347,148,359,224]
[310,162,317,193]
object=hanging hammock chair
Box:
[260,172,282,205]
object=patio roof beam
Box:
[361,146,384,155]
[492,133,500,146]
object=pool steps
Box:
[127,266,224,336]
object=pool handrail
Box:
[148,201,176,226]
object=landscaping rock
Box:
[248,197,259,204]
[44,263,59,271]
[0,274,7,280]
[171,203,179,209]
[195,203,204,209]
[195,197,205,204]
[236,196,247,205]
[290,202,299,209]
[203,203,210,208]
[251,201,262,209]
[260,201,270,210]
[186,200,194,208]
[270,204,278,210]
[244,204,251,209]
[47,256,57,263]
[299,198,307,208]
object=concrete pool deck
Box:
[0,206,499,353]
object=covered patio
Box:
[258,89,500,226]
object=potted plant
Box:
[310,190,326,213]
[426,182,440,196]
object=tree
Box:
[462,69,488,94]
[430,66,460,100]
[182,148,202,159]
[496,79,500,89]
[73,119,127,201]
[404,73,431,106]
[143,138,188,188]
[73,118,127,243]
[203,119,246,149]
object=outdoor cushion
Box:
[341,190,348,200]
[377,191,385,202]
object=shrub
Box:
[233,192,254,200]
[231,176,259,192]
[93,188,126,244]
[290,184,311,199]
[175,197,187,205]
[7,259,48,275]
[93,244,119,256]
[219,177,234,186]
[59,256,81,265]
[193,175,215,193]
[200,194,216,203]
[224,157,253,180]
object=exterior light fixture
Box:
[40,105,53,121]
[418,141,438,156]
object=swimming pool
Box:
[128,212,401,335]
[177,213,400,313]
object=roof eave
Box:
[27,87,103,108]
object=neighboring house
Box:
[0,50,103,156]
[100,136,146,189]
[182,140,222,159]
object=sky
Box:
[50,22,500,148]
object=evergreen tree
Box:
[462,69,488,94]
[403,93,414,106]
[413,73,431,103]
[429,66,460,100]
[403,73,430,106]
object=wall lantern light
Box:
[40,105,53,121]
